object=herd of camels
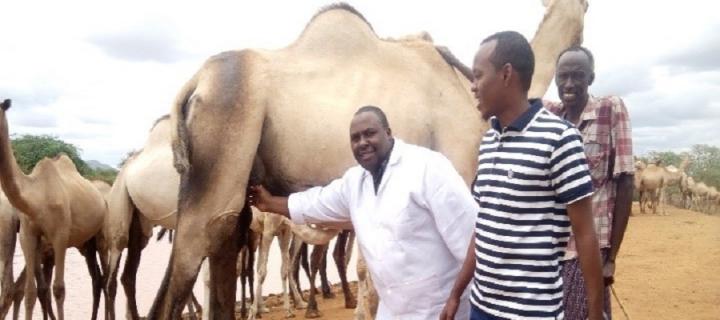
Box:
[0,1,717,320]
[634,157,720,215]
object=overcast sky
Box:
[1,0,718,167]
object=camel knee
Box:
[52,283,65,301]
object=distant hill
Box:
[86,160,115,171]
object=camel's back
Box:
[254,7,481,190]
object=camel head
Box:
[0,99,10,111]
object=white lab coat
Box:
[289,140,477,319]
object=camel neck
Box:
[0,110,32,215]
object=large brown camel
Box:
[0,100,105,320]
[150,2,588,318]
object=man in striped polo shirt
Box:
[440,31,604,320]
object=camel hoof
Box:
[305,309,322,319]
[294,301,308,310]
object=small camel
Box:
[249,210,355,320]
[0,99,105,320]
[353,251,377,320]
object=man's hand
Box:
[438,295,460,320]
[603,260,615,286]
[247,185,291,217]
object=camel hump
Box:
[291,3,378,56]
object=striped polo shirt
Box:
[471,99,593,319]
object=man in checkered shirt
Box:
[545,46,634,320]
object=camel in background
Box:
[152,2,588,317]
[637,158,689,215]
[0,100,105,320]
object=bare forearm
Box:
[265,196,291,218]
[610,174,633,261]
[567,198,604,320]
[450,236,476,299]
[576,232,604,318]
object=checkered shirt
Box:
[545,96,634,259]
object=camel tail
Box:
[170,74,200,176]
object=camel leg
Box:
[304,245,325,319]
[11,267,26,320]
[287,237,307,310]
[207,227,241,320]
[103,247,122,320]
[201,260,210,320]
[278,228,294,318]
[186,294,198,320]
[318,246,333,298]
[38,252,55,320]
[239,247,248,319]
[190,292,202,318]
[80,238,102,320]
[0,220,16,319]
[18,226,38,320]
[250,230,273,320]
[333,230,356,308]
[297,243,310,294]
[50,243,67,320]
[120,212,149,320]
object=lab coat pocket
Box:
[380,273,445,316]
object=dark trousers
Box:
[470,305,503,320]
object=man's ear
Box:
[588,71,596,86]
[502,63,513,87]
[386,127,392,136]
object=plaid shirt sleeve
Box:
[610,97,634,176]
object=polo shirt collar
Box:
[490,99,543,133]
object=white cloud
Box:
[1,0,718,167]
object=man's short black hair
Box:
[557,45,595,71]
[355,105,390,129]
[481,31,535,91]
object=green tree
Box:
[10,134,118,184]
[688,144,720,188]
[11,134,91,175]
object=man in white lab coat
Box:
[248,105,478,319]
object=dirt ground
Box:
[245,204,719,320]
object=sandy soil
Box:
[9,204,719,319]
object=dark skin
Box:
[440,40,604,320]
[556,50,634,285]
[248,111,393,217]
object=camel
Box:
[634,159,648,212]
[679,174,695,209]
[0,100,105,320]
[1,190,57,320]
[102,115,215,320]
[637,158,690,215]
[0,190,23,320]
[150,2,588,318]
[353,252,377,320]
